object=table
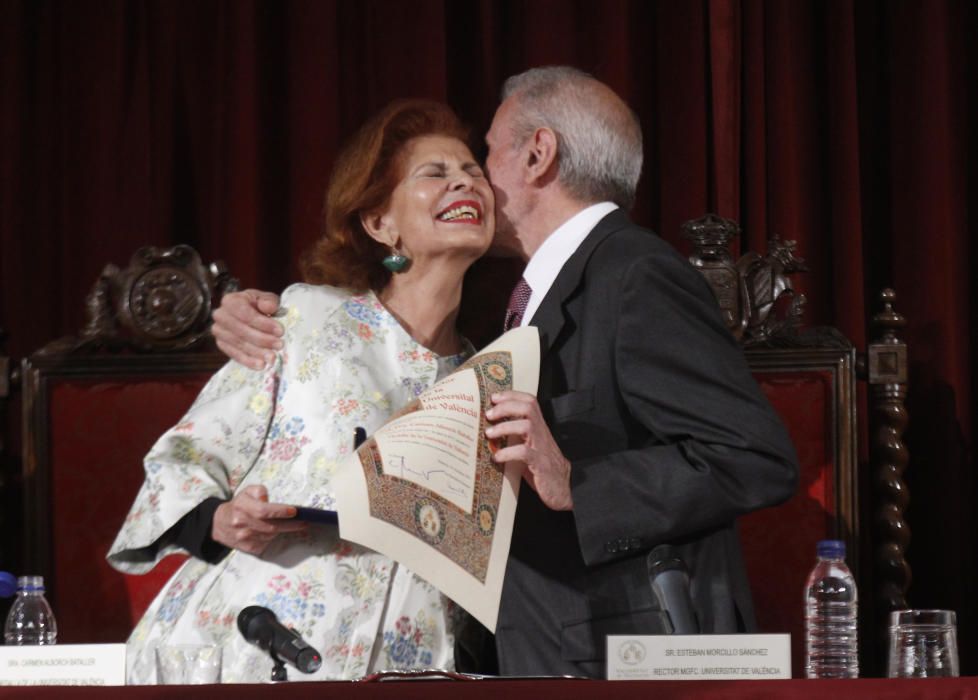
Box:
[2,678,978,700]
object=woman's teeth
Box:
[437,205,480,221]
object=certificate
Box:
[333,326,539,632]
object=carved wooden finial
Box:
[682,213,742,262]
[683,213,808,346]
[39,245,239,355]
[872,288,907,340]
[683,214,745,337]
[868,289,908,385]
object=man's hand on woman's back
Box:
[212,289,283,369]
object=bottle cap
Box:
[16,575,45,592]
[0,571,16,598]
[816,539,846,559]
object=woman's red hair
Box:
[302,99,470,291]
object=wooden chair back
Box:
[685,214,909,677]
[19,245,236,643]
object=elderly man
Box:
[212,66,798,678]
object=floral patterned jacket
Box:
[107,284,468,683]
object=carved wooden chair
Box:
[19,245,237,643]
[685,214,909,677]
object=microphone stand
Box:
[269,649,288,682]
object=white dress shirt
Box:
[519,201,619,326]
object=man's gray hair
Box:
[501,66,643,209]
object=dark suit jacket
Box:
[491,210,799,678]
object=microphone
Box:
[647,545,699,635]
[237,605,323,675]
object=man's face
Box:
[484,97,525,257]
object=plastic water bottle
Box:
[804,539,857,678]
[3,575,58,645]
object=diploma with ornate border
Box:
[332,326,539,632]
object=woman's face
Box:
[370,134,494,267]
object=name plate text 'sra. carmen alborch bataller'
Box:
[0,644,126,686]
[333,326,539,633]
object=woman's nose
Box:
[450,171,474,191]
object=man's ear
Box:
[360,210,396,247]
[524,127,559,185]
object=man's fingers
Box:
[214,304,284,347]
[213,290,284,362]
[214,335,269,371]
[250,291,281,316]
[485,419,530,440]
[230,289,282,328]
[492,443,530,464]
[486,400,534,421]
[236,313,284,343]
[212,322,276,366]
[213,312,282,351]
[490,391,534,405]
[487,391,539,422]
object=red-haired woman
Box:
[109,100,494,683]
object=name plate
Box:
[0,644,126,686]
[607,634,790,680]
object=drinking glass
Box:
[155,644,223,684]
[887,609,959,678]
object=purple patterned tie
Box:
[504,277,532,331]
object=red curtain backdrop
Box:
[1,0,975,672]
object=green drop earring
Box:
[381,248,410,273]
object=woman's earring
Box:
[381,248,410,273]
